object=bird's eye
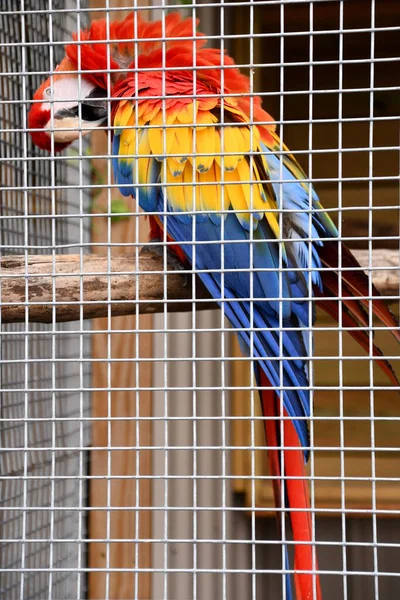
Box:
[44,87,52,98]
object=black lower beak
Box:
[55,86,108,122]
[81,100,108,122]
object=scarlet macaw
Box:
[28,12,399,599]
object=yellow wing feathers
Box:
[114,100,279,231]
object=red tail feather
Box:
[320,270,370,328]
[260,370,322,600]
[316,240,399,386]
[315,295,399,388]
[283,417,321,600]
[319,241,400,343]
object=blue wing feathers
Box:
[113,134,161,209]
[161,200,311,455]
[112,131,338,461]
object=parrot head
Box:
[28,12,275,154]
[28,57,108,152]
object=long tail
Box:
[259,368,322,600]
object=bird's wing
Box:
[111,95,329,453]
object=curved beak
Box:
[49,86,108,143]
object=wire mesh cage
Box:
[0,1,399,600]
[0,2,91,599]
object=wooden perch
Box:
[0,251,213,324]
[0,249,398,324]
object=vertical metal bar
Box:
[337,2,348,598]
[159,5,169,600]
[368,2,379,598]
[47,2,57,597]
[105,3,112,599]
[191,4,198,599]
[19,2,29,596]
[307,3,317,598]
[133,3,141,598]
[278,2,287,597]
[248,1,257,598]
[77,0,85,593]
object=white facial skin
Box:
[42,77,106,142]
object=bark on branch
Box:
[0,249,398,324]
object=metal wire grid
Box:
[0,1,91,599]
[0,1,399,599]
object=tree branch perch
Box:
[0,249,398,324]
